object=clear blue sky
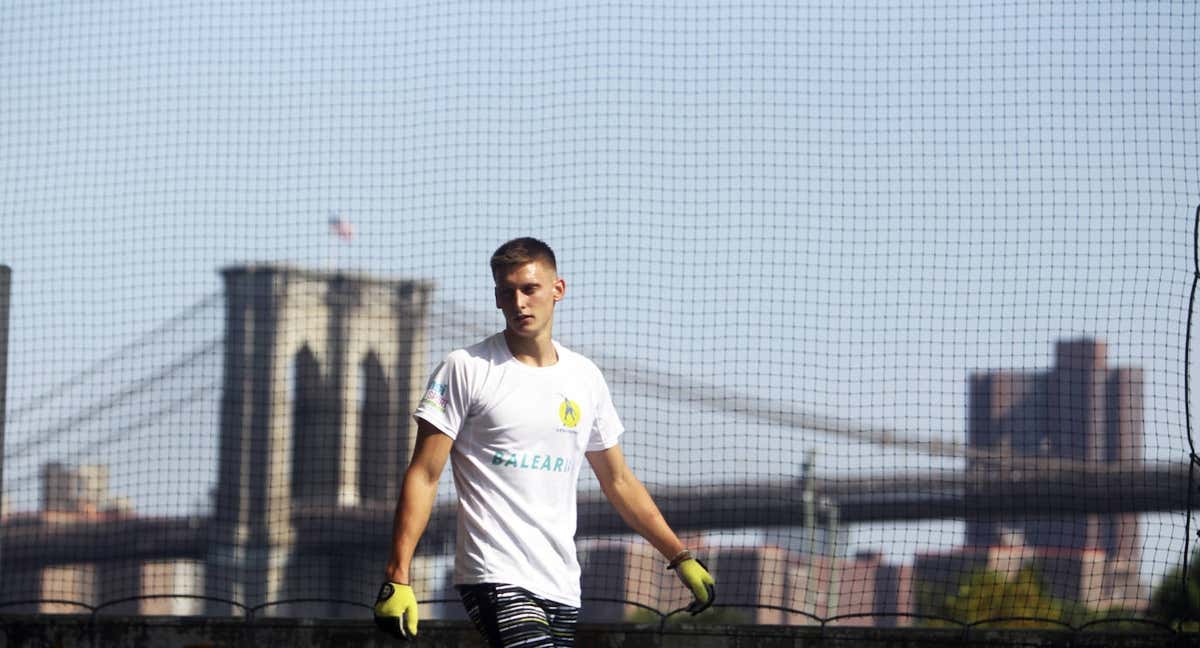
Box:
[1,1,1196,584]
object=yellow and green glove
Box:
[668,550,716,614]
[373,581,419,640]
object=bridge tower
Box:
[205,264,433,615]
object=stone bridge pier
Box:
[205,265,433,616]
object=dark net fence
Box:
[1,0,1197,635]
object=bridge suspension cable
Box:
[429,298,967,458]
[7,291,222,423]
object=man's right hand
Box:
[373,581,419,640]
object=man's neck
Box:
[503,329,558,367]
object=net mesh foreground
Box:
[1,0,1197,632]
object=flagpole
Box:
[326,213,354,274]
[326,213,337,275]
[0,265,10,551]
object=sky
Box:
[1,0,1197,588]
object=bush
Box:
[1149,548,1200,628]
[921,565,1069,629]
[627,605,753,626]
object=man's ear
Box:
[553,277,566,302]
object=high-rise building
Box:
[965,338,1144,608]
[579,541,915,626]
[40,463,124,515]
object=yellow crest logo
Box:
[558,397,582,428]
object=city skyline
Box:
[0,265,1182,622]
[0,260,1190,584]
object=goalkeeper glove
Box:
[668,550,716,615]
[373,581,418,640]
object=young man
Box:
[374,237,715,646]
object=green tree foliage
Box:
[942,566,1066,628]
[627,605,752,626]
[921,564,1147,631]
[1149,548,1200,629]
[920,565,1084,629]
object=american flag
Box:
[328,214,355,241]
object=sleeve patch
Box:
[421,381,449,411]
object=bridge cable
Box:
[430,298,967,457]
[6,339,221,460]
[6,291,221,422]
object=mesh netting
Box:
[1,0,1197,630]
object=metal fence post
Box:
[0,265,9,569]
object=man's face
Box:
[494,260,564,340]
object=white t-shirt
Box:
[413,332,624,606]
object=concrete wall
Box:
[0,616,1193,648]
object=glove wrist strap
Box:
[666,549,693,570]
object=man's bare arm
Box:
[587,443,716,614]
[586,444,685,560]
[385,419,454,583]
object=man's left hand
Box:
[672,557,716,614]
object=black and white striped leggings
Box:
[457,583,580,648]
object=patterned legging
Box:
[458,583,580,648]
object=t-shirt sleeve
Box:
[587,370,625,452]
[413,351,472,440]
